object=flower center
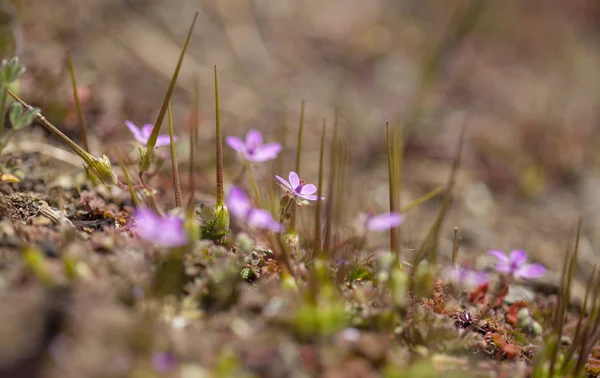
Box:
[295,178,306,194]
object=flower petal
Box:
[509,250,527,267]
[275,175,293,191]
[126,121,147,144]
[141,124,154,141]
[488,250,509,264]
[226,186,251,219]
[155,135,174,147]
[226,136,246,153]
[365,212,404,231]
[288,171,300,189]
[250,143,282,162]
[158,216,188,247]
[516,263,546,279]
[300,184,317,195]
[245,129,263,148]
[298,193,322,201]
[247,209,281,232]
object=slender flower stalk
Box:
[139,11,198,174]
[289,101,305,234]
[7,88,117,185]
[212,65,229,234]
[385,122,398,256]
[114,145,141,207]
[66,50,89,152]
[167,103,182,208]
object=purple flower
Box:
[152,352,177,373]
[126,120,175,147]
[134,207,188,247]
[488,249,546,279]
[226,129,282,162]
[226,186,282,232]
[365,212,404,231]
[442,265,488,288]
[275,171,323,203]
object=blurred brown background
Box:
[3,0,600,290]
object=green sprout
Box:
[0,57,37,155]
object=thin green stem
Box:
[386,122,398,255]
[214,65,224,207]
[314,118,326,256]
[168,102,182,208]
[114,146,140,207]
[243,160,262,208]
[0,87,8,138]
[7,88,91,165]
[289,100,305,234]
[67,50,89,152]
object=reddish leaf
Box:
[506,301,529,324]
[469,282,489,304]
[492,334,522,360]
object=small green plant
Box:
[0,57,39,155]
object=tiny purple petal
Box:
[134,207,187,247]
[126,120,147,144]
[275,175,293,191]
[365,212,404,231]
[250,143,282,162]
[300,184,317,195]
[488,250,509,264]
[247,209,282,232]
[226,136,246,154]
[152,352,177,373]
[288,171,300,189]
[226,186,251,219]
[155,135,174,147]
[298,193,322,201]
[141,124,154,141]
[516,263,546,279]
[245,129,263,148]
[509,250,527,267]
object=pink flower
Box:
[226,129,282,162]
[126,120,175,147]
[275,171,323,203]
[488,249,545,279]
[442,265,488,288]
[226,186,281,232]
[134,207,187,247]
[365,212,404,231]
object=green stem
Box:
[214,65,224,207]
[0,87,7,138]
[7,88,92,165]
[243,160,262,208]
[168,102,182,208]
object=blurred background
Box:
[2,0,600,290]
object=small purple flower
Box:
[488,249,546,279]
[226,129,282,162]
[126,120,175,147]
[365,212,404,231]
[152,352,177,373]
[275,171,323,203]
[442,265,488,288]
[226,186,282,232]
[134,207,188,247]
